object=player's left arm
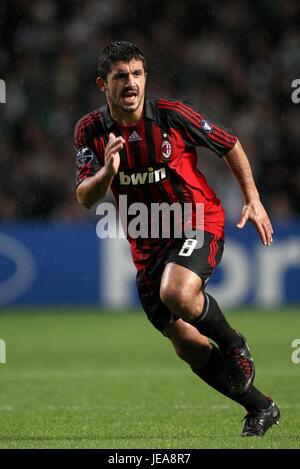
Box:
[224,140,273,246]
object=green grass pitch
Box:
[0,307,300,449]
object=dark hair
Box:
[98,40,147,80]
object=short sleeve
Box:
[158,99,237,157]
[74,116,102,187]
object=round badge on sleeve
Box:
[200,119,213,133]
[76,147,94,167]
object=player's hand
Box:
[104,133,124,177]
[236,199,273,246]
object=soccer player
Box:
[74,41,280,436]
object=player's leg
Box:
[160,262,241,350]
[160,262,255,396]
[164,319,280,436]
[162,317,212,369]
[164,318,262,408]
[160,232,255,396]
[137,260,279,437]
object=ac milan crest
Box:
[161,139,172,160]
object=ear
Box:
[96,76,106,92]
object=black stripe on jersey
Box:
[127,127,140,168]
[156,176,174,206]
[127,131,157,250]
[84,123,97,146]
[168,169,190,206]
[144,120,157,165]
[129,126,145,172]
[94,113,107,143]
[75,118,95,149]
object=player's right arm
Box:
[76,133,124,209]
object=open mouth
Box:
[122,90,138,105]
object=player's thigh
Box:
[160,231,223,317]
[162,231,223,295]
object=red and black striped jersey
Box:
[74,97,237,270]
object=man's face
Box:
[99,59,147,116]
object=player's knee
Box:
[160,283,179,308]
[160,284,195,319]
[160,283,204,321]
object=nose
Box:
[126,73,135,87]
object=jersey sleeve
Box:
[158,99,237,157]
[74,116,102,187]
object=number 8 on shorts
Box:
[178,239,198,256]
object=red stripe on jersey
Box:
[75,110,103,148]
[208,237,215,268]
[74,120,85,148]
[158,99,200,119]
[95,136,105,165]
[77,163,92,183]
[177,102,236,145]
[213,125,236,141]
[159,103,235,146]
[151,124,163,163]
[158,99,236,145]
[153,124,190,204]
[79,114,99,131]
[212,127,236,145]
[158,103,200,127]
[136,149,177,206]
[158,99,203,122]
[208,132,235,148]
[208,235,219,268]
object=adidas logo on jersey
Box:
[128,131,141,142]
[119,167,166,185]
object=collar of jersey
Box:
[100,96,156,129]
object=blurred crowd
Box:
[0,0,299,223]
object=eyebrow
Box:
[113,68,143,76]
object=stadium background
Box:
[0,0,300,449]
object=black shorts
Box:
[136,231,224,334]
